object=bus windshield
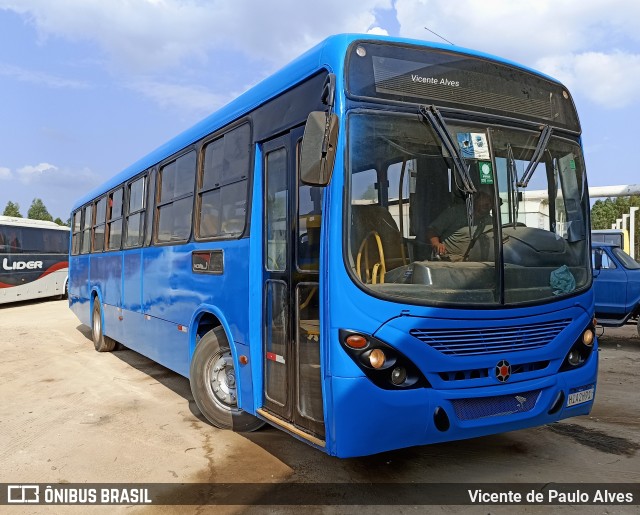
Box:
[347,111,590,306]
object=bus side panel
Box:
[142,245,194,323]
[120,310,190,377]
[90,253,123,340]
[90,253,123,308]
[122,250,143,313]
[69,255,91,326]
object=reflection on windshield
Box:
[347,112,590,306]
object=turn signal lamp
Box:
[369,349,386,369]
[582,329,594,347]
[345,334,368,349]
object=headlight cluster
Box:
[339,329,429,389]
[560,319,596,372]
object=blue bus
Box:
[69,34,597,457]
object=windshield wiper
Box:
[517,124,552,187]
[419,105,476,195]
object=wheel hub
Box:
[208,353,237,407]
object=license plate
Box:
[566,387,594,407]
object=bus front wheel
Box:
[190,327,264,432]
[92,299,116,352]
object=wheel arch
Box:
[188,304,237,372]
[89,287,104,328]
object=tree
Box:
[54,217,66,226]
[27,198,53,221]
[2,201,22,217]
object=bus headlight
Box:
[368,349,386,369]
[582,329,594,347]
[339,329,430,390]
[560,321,596,372]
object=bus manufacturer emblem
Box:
[495,360,511,382]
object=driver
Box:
[426,191,493,262]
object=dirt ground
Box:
[0,299,638,514]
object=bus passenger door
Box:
[262,128,325,440]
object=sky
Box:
[1,0,639,221]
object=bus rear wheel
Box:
[92,299,116,352]
[190,327,264,432]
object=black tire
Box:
[190,327,264,432]
[92,299,116,352]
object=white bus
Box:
[0,216,69,304]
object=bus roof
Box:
[0,215,69,231]
[72,33,565,212]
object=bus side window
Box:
[107,188,124,250]
[157,151,196,243]
[125,175,146,248]
[198,123,251,239]
[2,228,22,253]
[72,210,82,255]
[92,197,107,252]
[81,205,92,254]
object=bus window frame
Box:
[106,187,124,252]
[91,196,107,253]
[71,209,82,255]
[123,172,148,249]
[154,147,197,246]
[80,204,92,255]
[194,119,253,242]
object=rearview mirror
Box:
[299,111,339,186]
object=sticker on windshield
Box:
[479,161,493,184]
[457,132,490,159]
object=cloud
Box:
[0,0,392,73]
[127,80,234,115]
[537,52,640,108]
[394,0,640,108]
[17,163,59,184]
[0,62,88,89]
[16,162,99,190]
[367,26,389,36]
[0,167,11,180]
[4,0,640,110]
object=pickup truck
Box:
[592,242,640,335]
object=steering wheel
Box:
[356,231,386,284]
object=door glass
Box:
[298,182,323,271]
[296,283,323,422]
[266,148,288,272]
[265,280,288,406]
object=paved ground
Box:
[0,299,638,514]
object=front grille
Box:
[411,320,570,356]
[451,389,541,421]
[439,361,549,382]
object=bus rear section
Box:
[0,216,69,304]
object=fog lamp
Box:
[391,366,407,385]
[582,329,594,347]
[369,349,386,369]
[567,349,581,366]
